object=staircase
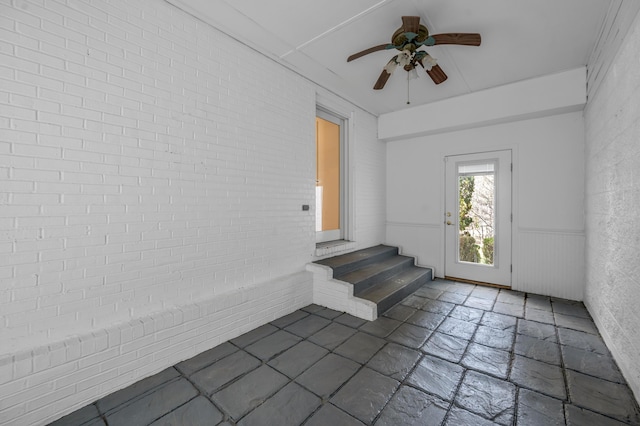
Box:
[314,245,432,315]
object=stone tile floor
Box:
[50,279,640,425]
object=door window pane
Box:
[458,162,495,265]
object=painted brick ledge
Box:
[0,271,313,426]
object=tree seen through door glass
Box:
[458,163,495,265]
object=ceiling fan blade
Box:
[426,64,448,84]
[401,16,420,34]
[373,69,392,90]
[430,33,481,46]
[347,44,390,62]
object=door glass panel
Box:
[316,116,341,234]
[458,162,495,265]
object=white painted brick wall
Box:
[0,0,384,424]
[584,10,640,403]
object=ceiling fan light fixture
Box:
[423,54,438,71]
[397,49,412,67]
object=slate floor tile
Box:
[359,316,402,337]
[448,282,475,295]
[284,314,331,338]
[496,290,525,305]
[407,355,464,401]
[149,396,223,426]
[480,312,517,330]
[105,379,198,426]
[96,368,180,414]
[386,323,432,348]
[461,343,510,379]
[334,331,386,364]
[524,307,555,324]
[492,301,524,317]
[437,317,477,340]
[421,331,469,363]
[230,324,279,348]
[244,330,301,361]
[366,342,421,381]
[237,382,320,426]
[473,325,514,351]
[470,286,500,301]
[400,294,427,309]
[374,385,448,425]
[421,299,455,315]
[517,319,557,342]
[304,404,364,426]
[465,296,497,311]
[455,370,515,426]
[514,334,561,365]
[307,322,356,350]
[331,368,399,424]
[525,294,552,311]
[438,291,468,304]
[444,407,499,426]
[516,389,565,426]
[267,341,328,379]
[300,304,324,314]
[313,307,343,319]
[554,313,598,334]
[333,313,367,328]
[510,355,566,400]
[413,286,443,300]
[566,370,640,424]
[561,344,624,383]
[211,365,289,421]
[175,342,238,376]
[190,350,261,395]
[49,404,101,426]
[449,305,484,323]
[407,310,445,330]
[565,404,630,426]
[552,299,590,318]
[295,353,360,398]
[557,327,609,354]
[382,304,416,322]
[270,310,308,328]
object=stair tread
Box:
[337,255,413,283]
[356,267,431,303]
[315,244,396,269]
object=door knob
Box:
[446,220,453,226]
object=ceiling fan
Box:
[347,16,481,90]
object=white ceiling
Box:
[166,0,613,116]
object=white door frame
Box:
[444,150,512,286]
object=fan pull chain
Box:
[407,71,411,104]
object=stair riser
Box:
[331,247,398,277]
[352,257,415,294]
[376,270,433,315]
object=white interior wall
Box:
[0,1,384,424]
[386,110,586,300]
[584,8,640,404]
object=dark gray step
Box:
[337,255,415,293]
[356,266,433,315]
[314,244,398,277]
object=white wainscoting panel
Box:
[513,229,585,300]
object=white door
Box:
[444,150,512,286]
